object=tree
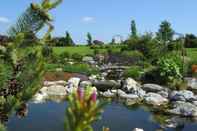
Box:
[131,20,137,38]
[185,34,197,48]
[93,40,104,46]
[65,31,75,46]
[110,38,115,45]
[87,32,92,46]
[156,20,174,43]
[0,0,62,119]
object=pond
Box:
[6,99,197,131]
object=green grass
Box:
[53,46,121,56]
[45,63,99,75]
[187,48,197,61]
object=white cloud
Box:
[0,17,10,24]
[82,16,95,23]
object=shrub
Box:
[42,45,53,58]
[121,50,144,64]
[63,64,99,75]
[59,51,71,63]
[157,57,183,87]
[123,66,144,80]
[126,33,162,62]
[71,53,83,61]
[93,49,100,55]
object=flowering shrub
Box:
[64,87,105,131]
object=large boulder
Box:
[169,90,195,102]
[142,84,165,92]
[123,78,140,91]
[123,78,145,98]
[92,80,121,91]
[144,93,168,106]
[157,90,169,98]
[167,101,197,117]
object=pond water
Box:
[6,99,197,131]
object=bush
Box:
[59,51,71,63]
[121,50,144,64]
[156,57,183,87]
[71,53,83,61]
[93,49,100,55]
[126,33,162,62]
[42,45,53,58]
[123,66,144,80]
[63,64,98,75]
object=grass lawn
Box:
[187,48,197,61]
[53,46,121,56]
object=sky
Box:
[0,0,197,44]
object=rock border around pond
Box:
[34,76,197,117]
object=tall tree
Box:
[156,20,174,43]
[87,32,92,46]
[131,20,137,38]
[65,31,74,46]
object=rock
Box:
[169,90,195,101]
[33,92,47,103]
[168,101,197,117]
[79,81,92,88]
[66,77,80,94]
[192,101,197,106]
[89,75,100,81]
[185,77,197,90]
[144,93,168,106]
[56,68,63,72]
[93,80,121,91]
[100,90,116,98]
[68,77,80,87]
[123,78,140,92]
[117,89,127,97]
[82,56,96,64]
[120,94,139,99]
[43,80,66,86]
[163,116,191,129]
[125,98,139,106]
[142,84,164,92]
[123,78,145,98]
[158,91,168,98]
[133,128,144,131]
[47,85,67,96]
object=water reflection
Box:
[16,103,28,119]
[5,96,197,131]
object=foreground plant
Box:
[0,0,62,128]
[64,87,105,131]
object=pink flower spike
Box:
[91,91,97,102]
[77,88,84,100]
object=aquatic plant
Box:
[64,87,105,131]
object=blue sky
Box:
[0,0,197,43]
